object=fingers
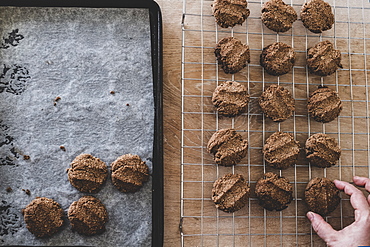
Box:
[334,180,369,217]
[353,176,370,205]
[306,212,336,243]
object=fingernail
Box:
[307,212,314,221]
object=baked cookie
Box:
[263,131,300,169]
[212,0,250,28]
[67,153,108,193]
[255,172,293,211]
[212,81,250,116]
[207,128,248,166]
[68,196,108,236]
[212,173,250,212]
[305,133,341,168]
[23,197,64,238]
[304,177,340,216]
[111,154,150,193]
[261,0,297,32]
[308,87,342,123]
[307,40,342,76]
[259,84,295,122]
[301,0,334,33]
[215,37,250,74]
[260,42,296,76]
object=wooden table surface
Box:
[156,0,370,246]
[155,0,183,246]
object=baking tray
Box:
[181,0,370,246]
[0,0,163,246]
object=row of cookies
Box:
[22,153,150,238]
[212,172,340,216]
[213,0,334,34]
[216,37,342,77]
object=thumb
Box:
[307,212,337,242]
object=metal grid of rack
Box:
[181,0,370,246]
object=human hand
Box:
[306,176,370,247]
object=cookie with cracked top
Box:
[212,0,250,28]
[260,42,296,76]
[308,86,342,123]
[301,0,334,33]
[307,40,342,76]
[305,133,341,168]
[261,0,297,33]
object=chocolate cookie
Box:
[304,177,340,216]
[215,37,250,74]
[212,173,250,212]
[260,42,296,76]
[255,172,293,211]
[67,153,108,193]
[23,197,64,238]
[305,133,341,168]
[263,131,300,169]
[308,87,342,123]
[68,196,108,236]
[307,40,342,76]
[259,84,295,122]
[212,0,250,28]
[212,81,250,116]
[207,128,248,166]
[111,154,150,193]
[261,0,297,32]
[301,0,334,33]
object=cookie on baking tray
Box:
[212,81,250,117]
[67,153,108,193]
[207,128,248,166]
[212,173,250,212]
[111,154,150,193]
[301,0,334,33]
[23,197,64,238]
[261,0,297,33]
[68,196,108,236]
[212,0,250,28]
[215,36,250,74]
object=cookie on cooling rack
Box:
[260,42,296,76]
[259,84,295,122]
[307,40,342,76]
[261,0,297,33]
[23,197,64,238]
[212,173,250,212]
[212,0,250,28]
[255,172,293,211]
[212,81,250,117]
[207,128,248,166]
[305,133,341,168]
[308,86,342,123]
[215,36,250,74]
[304,177,340,216]
[263,131,300,170]
[301,0,334,33]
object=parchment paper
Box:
[0,7,153,246]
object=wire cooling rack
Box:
[181,0,370,246]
